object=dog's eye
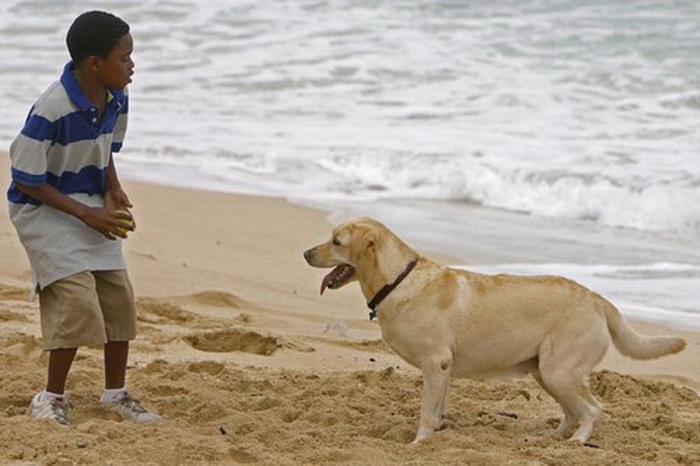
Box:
[332,238,341,246]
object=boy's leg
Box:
[104,340,128,389]
[47,347,78,394]
[39,272,106,392]
[33,271,106,424]
[95,270,160,423]
[95,270,135,391]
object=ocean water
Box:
[1,0,698,329]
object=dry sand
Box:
[0,154,698,465]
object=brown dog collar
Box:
[367,258,418,320]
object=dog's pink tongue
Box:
[320,267,342,295]
[320,274,332,295]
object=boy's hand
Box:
[103,187,136,239]
[81,207,135,240]
[105,186,133,211]
[14,181,136,240]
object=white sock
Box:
[101,387,127,403]
[39,391,65,402]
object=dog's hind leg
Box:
[541,369,603,443]
[537,326,607,443]
[412,355,453,444]
[532,369,577,437]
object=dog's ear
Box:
[362,230,376,250]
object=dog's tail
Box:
[600,297,686,360]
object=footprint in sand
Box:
[186,291,251,309]
[311,337,390,354]
[184,329,281,355]
[0,306,29,323]
[0,284,29,301]
[137,295,255,329]
[137,298,200,324]
[0,333,43,359]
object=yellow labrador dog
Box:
[303,217,686,444]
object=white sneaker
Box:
[103,391,161,424]
[28,392,71,426]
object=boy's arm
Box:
[104,153,133,212]
[14,182,132,241]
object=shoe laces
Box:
[114,392,148,414]
[49,397,71,425]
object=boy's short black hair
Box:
[66,11,130,65]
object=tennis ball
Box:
[115,210,135,237]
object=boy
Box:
[7,11,160,425]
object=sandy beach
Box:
[0,153,698,465]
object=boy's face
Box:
[95,33,134,90]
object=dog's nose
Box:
[303,249,313,263]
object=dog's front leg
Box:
[412,356,452,444]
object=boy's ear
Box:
[84,55,101,72]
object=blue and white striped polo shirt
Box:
[7,61,129,289]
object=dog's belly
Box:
[385,337,540,380]
[380,318,543,379]
[446,321,549,379]
[451,353,539,380]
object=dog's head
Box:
[303,217,388,295]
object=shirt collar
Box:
[60,61,125,111]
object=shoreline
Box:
[1,152,697,381]
[1,152,699,464]
[121,157,700,332]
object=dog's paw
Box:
[410,431,434,444]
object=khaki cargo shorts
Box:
[38,270,137,350]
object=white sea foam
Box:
[1,0,699,236]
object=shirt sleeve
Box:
[9,107,54,187]
[111,92,128,153]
